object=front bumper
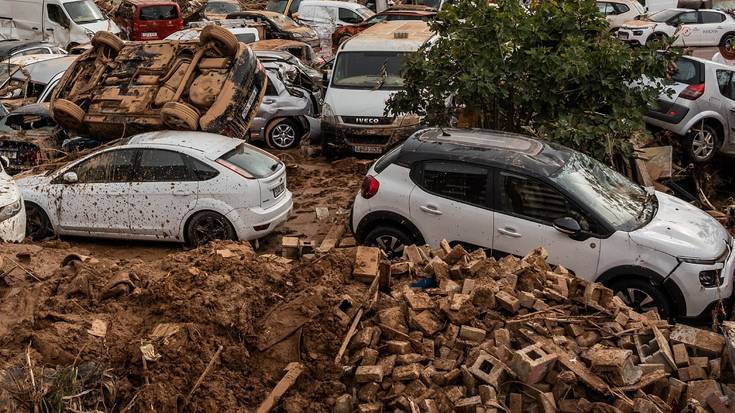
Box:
[322,122,420,156]
[226,190,293,241]
[668,242,735,318]
[0,203,26,243]
[617,28,650,46]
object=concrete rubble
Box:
[332,243,735,413]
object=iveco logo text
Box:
[355,118,380,124]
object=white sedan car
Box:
[617,8,735,47]
[18,131,292,245]
[0,156,25,242]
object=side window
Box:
[611,2,629,13]
[717,70,731,97]
[189,157,219,180]
[339,8,362,23]
[136,149,191,182]
[47,4,71,28]
[18,48,46,56]
[288,0,301,14]
[299,5,315,18]
[700,11,725,24]
[676,11,697,24]
[498,173,594,232]
[596,2,609,14]
[73,149,137,183]
[265,73,279,95]
[418,161,489,207]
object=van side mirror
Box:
[62,171,78,183]
[322,69,331,88]
[553,217,581,236]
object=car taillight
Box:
[361,175,379,199]
[679,83,705,100]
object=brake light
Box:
[679,83,705,100]
[361,175,379,199]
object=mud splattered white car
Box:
[0,156,26,242]
[617,8,735,47]
[17,131,292,245]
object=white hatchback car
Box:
[0,156,25,242]
[18,131,292,245]
[351,128,735,320]
[617,8,735,47]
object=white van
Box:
[0,0,120,49]
[296,0,375,34]
[321,20,431,157]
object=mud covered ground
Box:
[0,152,368,412]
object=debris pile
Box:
[333,243,735,413]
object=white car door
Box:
[57,148,136,235]
[698,11,726,46]
[408,160,493,249]
[127,148,198,240]
[492,170,602,277]
[45,3,72,47]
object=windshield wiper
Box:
[373,59,389,91]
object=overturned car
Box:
[50,26,267,140]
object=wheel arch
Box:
[23,200,56,236]
[181,208,239,244]
[596,265,686,318]
[354,211,425,246]
[720,31,735,45]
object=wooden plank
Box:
[255,362,305,413]
[318,222,346,253]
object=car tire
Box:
[266,118,301,149]
[685,123,719,163]
[161,102,200,130]
[91,31,124,54]
[607,278,672,320]
[25,202,52,241]
[719,32,735,59]
[186,211,237,247]
[364,225,413,259]
[200,25,239,58]
[52,99,85,130]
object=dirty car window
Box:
[332,51,410,89]
[136,149,190,181]
[140,5,179,20]
[63,0,106,24]
[73,149,137,183]
[205,1,241,13]
[219,144,281,178]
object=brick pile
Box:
[332,242,735,413]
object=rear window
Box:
[218,144,281,178]
[670,58,703,85]
[374,144,402,173]
[236,33,257,43]
[140,5,179,21]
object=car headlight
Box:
[0,199,21,222]
[322,102,337,125]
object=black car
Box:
[0,40,66,61]
[225,10,319,48]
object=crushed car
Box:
[250,39,323,67]
[166,20,261,43]
[0,40,67,62]
[226,10,320,49]
[0,54,76,111]
[255,49,322,89]
[330,5,436,48]
[0,103,68,174]
[202,0,242,20]
[50,27,267,140]
[0,154,25,242]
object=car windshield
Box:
[0,64,19,87]
[355,6,376,18]
[235,32,257,43]
[414,0,441,9]
[140,5,179,20]
[271,13,300,29]
[266,0,289,12]
[332,51,410,89]
[648,9,679,22]
[218,144,281,178]
[670,57,700,85]
[549,151,653,231]
[63,0,106,24]
[206,1,241,13]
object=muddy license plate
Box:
[352,145,384,154]
[0,151,17,160]
[142,32,158,38]
[242,89,259,119]
[272,182,285,198]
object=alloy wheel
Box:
[191,215,229,245]
[692,128,715,161]
[270,123,296,148]
[616,288,658,313]
[373,235,405,259]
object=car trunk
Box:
[258,164,287,209]
[216,143,285,208]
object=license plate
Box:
[242,89,258,119]
[0,151,17,160]
[142,32,158,38]
[618,32,629,39]
[272,182,285,198]
[352,145,384,154]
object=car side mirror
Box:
[322,69,331,87]
[62,171,78,183]
[553,217,581,236]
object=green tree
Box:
[386,0,678,164]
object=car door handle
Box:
[420,205,442,215]
[497,227,522,238]
[263,98,275,104]
[173,190,190,196]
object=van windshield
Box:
[271,13,300,29]
[63,0,106,24]
[332,51,411,90]
[140,5,179,20]
[205,2,241,14]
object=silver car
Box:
[248,64,321,149]
[645,55,735,163]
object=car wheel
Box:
[608,278,672,320]
[161,102,200,130]
[200,25,239,58]
[91,31,124,54]
[365,226,413,260]
[266,119,301,149]
[52,99,85,130]
[186,211,236,247]
[720,33,735,59]
[25,203,52,241]
[685,124,719,163]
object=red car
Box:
[331,6,436,49]
[113,0,184,41]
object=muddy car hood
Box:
[630,192,731,261]
[621,19,656,29]
[15,174,53,190]
[325,87,394,117]
[0,173,19,206]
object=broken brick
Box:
[355,365,383,383]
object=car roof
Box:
[399,128,573,176]
[8,55,76,84]
[0,40,52,56]
[124,131,242,159]
[300,0,367,8]
[8,103,50,116]
[341,21,432,52]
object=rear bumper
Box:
[0,204,26,243]
[645,102,689,125]
[226,190,293,241]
